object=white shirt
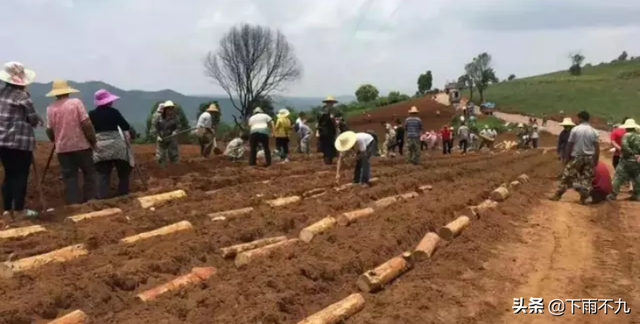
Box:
[197,112,212,128]
[248,113,273,134]
[355,132,374,152]
[489,129,497,138]
[295,117,302,127]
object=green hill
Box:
[477,60,640,123]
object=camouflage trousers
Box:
[381,136,394,157]
[611,159,640,199]
[555,155,595,197]
[156,139,179,166]
[197,131,215,158]
[407,137,421,165]
[300,135,311,154]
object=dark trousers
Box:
[613,155,621,169]
[532,138,539,149]
[459,139,468,153]
[443,139,452,155]
[275,137,290,159]
[249,133,271,166]
[421,141,428,150]
[57,148,97,205]
[354,143,376,184]
[95,160,132,199]
[0,148,32,211]
[590,190,608,204]
[390,139,404,155]
[320,135,336,164]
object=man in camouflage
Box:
[405,106,423,164]
[607,119,640,201]
[549,111,600,204]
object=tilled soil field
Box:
[0,145,558,324]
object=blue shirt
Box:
[404,116,423,138]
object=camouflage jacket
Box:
[621,132,640,161]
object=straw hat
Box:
[408,106,419,114]
[322,95,338,104]
[163,100,176,108]
[46,80,79,97]
[517,123,524,128]
[0,61,35,86]
[619,118,640,130]
[253,107,263,114]
[559,117,575,126]
[277,108,290,117]
[206,103,219,113]
[484,125,489,129]
[334,131,357,152]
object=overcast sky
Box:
[2,0,640,97]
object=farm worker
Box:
[557,117,575,159]
[531,125,540,148]
[365,130,380,156]
[150,103,164,138]
[274,108,292,163]
[297,116,312,154]
[155,100,180,166]
[590,161,612,204]
[469,132,479,151]
[420,131,429,150]
[441,125,452,155]
[0,61,43,219]
[611,117,634,192]
[224,133,249,161]
[542,113,548,127]
[428,131,439,150]
[391,118,405,155]
[550,111,600,205]
[607,119,640,201]
[478,125,493,150]
[380,121,396,158]
[248,107,274,167]
[405,106,423,164]
[317,95,339,164]
[457,122,470,154]
[335,131,376,186]
[45,80,97,205]
[196,103,220,158]
[293,111,305,153]
[89,89,134,199]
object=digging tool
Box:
[160,127,198,141]
[118,126,148,191]
[40,145,55,186]
[31,153,47,213]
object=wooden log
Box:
[356,252,414,293]
[509,181,521,190]
[120,221,193,244]
[469,200,499,219]
[302,188,327,198]
[208,207,254,220]
[136,267,217,302]
[265,196,301,207]
[417,185,433,192]
[138,190,187,209]
[308,192,327,199]
[0,244,88,278]
[220,236,287,258]
[438,216,471,241]
[336,207,375,226]
[299,217,337,243]
[372,196,398,208]
[0,225,46,240]
[398,192,419,200]
[47,309,89,324]
[414,233,441,261]
[517,174,530,183]
[296,293,365,324]
[490,186,510,202]
[65,208,122,223]
[235,238,299,268]
[459,206,478,219]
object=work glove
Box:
[157,136,163,142]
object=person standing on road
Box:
[335,131,376,186]
[457,122,470,154]
[196,103,220,158]
[550,111,600,204]
[154,101,180,166]
[274,108,292,163]
[89,89,133,199]
[248,107,274,167]
[45,80,97,205]
[441,125,452,155]
[405,106,423,164]
[607,119,640,201]
[0,61,43,219]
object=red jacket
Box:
[592,162,612,195]
[441,128,451,141]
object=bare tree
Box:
[204,24,302,127]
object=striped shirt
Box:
[404,116,423,138]
[0,86,39,151]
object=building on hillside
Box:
[444,82,461,105]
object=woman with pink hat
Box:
[88,89,135,199]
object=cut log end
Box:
[47,310,88,324]
[509,181,521,190]
[490,186,510,202]
[336,208,375,227]
[417,185,433,193]
[517,174,530,183]
[299,217,337,243]
[356,253,413,293]
[265,196,301,207]
[438,216,471,241]
[0,225,47,239]
[120,221,193,244]
[295,293,365,324]
[220,236,287,258]
[414,232,441,261]
[137,267,217,302]
[234,238,299,268]
[138,190,187,209]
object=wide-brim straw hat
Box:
[559,117,575,126]
[94,89,119,106]
[277,108,290,117]
[408,106,419,114]
[322,95,338,104]
[206,103,219,113]
[335,131,357,152]
[619,118,640,129]
[163,100,176,108]
[46,80,79,97]
[0,61,35,86]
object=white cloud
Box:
[1,0,639,97]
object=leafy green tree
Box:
[508,74,516,81]
[417,71,433,95]
[458,74,474,101]
[465,53,498,102]
[388,91,411,104]
[618,51,628,62]
[145,101,190,142]
[569,53,585,76]
[355,84,379,103]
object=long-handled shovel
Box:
[119,127,148,191]
[31,153,47,213]
[40,145,55,186]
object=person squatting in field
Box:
[590,161,612,204]
[155,100,181,166]
[335,131,376,186]
[224,132,249,161]
[196,103,220,158]
[607,119,640,201]
[404,106,423,165]
[550,111,600,205]
[296,114,312,154]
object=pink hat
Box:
[94,89,119,106]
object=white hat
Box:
[619,118,640,130]
[517,123,523,128]
[0,61,35,86]
[277,108,290,117]
[253,107,263,114]
[559,117,575,126]
[163,100,176,108]
[334,131,357,152]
